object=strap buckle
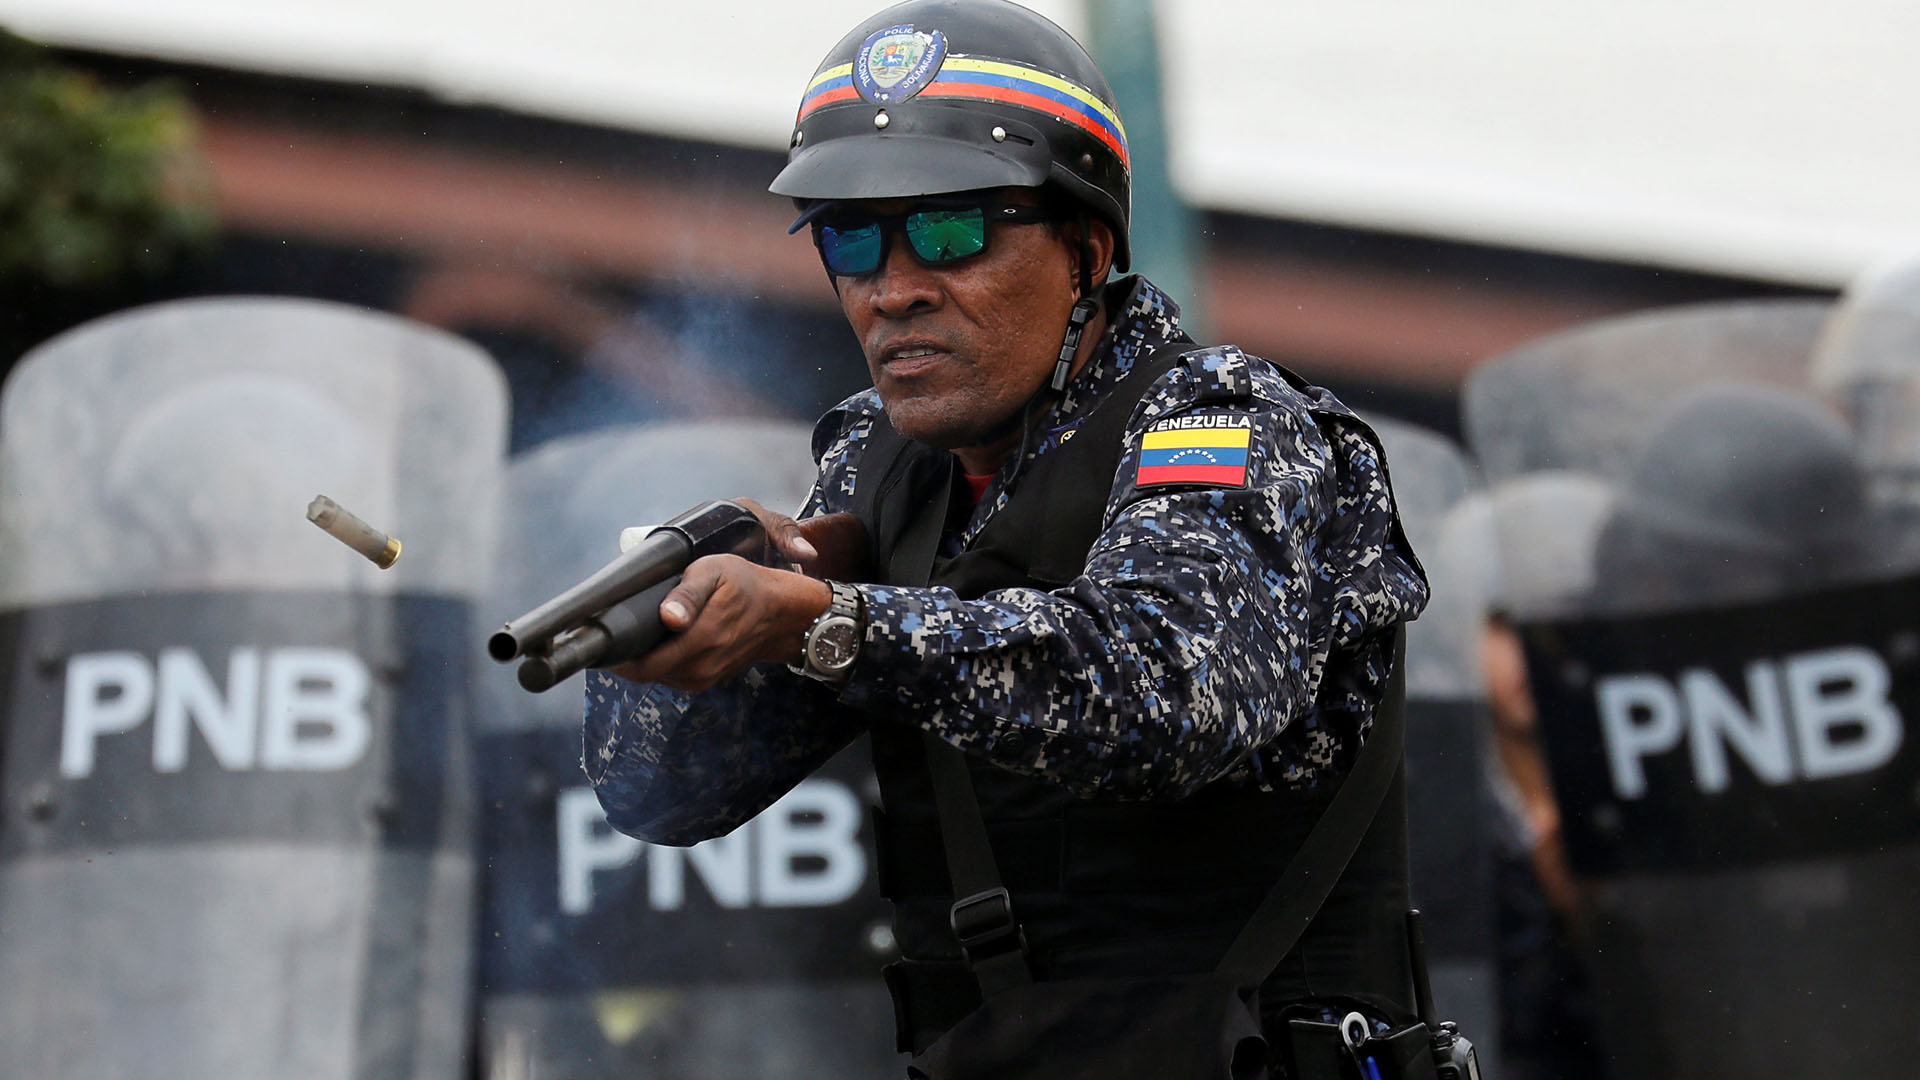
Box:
[948,887,1026,964]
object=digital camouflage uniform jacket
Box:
[584,276,1429,844]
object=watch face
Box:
[810,616,861,672]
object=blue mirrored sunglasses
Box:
[810,202,1052,276]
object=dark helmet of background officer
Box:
[1592,384,1882,614]
[770,0,1132,274]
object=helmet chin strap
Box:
[1001,209,1099,493]
[1050,297,1100,392]
[1049,209,1101,392]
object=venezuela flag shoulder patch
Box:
[1135,414,1253,488]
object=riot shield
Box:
[476,420,899,1080]
[0,298,506,1078]
[1463,298,1920,1079]
[1366,416,1498,1073]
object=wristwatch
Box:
[795,580,864,683]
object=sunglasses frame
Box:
[810,200,1054,277]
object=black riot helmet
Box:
[771,0,1132,273]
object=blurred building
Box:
[0,0,1863,447]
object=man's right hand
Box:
[604,500,872,692]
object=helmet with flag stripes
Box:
[770,0,1133,270]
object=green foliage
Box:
[0,31,215,289]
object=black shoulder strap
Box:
[1018,345,1193,584]
[847,412,947,588]
[925,735,1033,995]
[912,346,1202,995]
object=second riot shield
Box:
[476,420,900,1080]
[1464,298,1829,485]
[1463,298,1920,1079]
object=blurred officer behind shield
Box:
[1467,297,1920,1080]
[581,2,1436,1076]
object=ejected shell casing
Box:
[307,495,402,568]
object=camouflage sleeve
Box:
[580,393,885,844]
[833,348,1429,800]
[581,667,861,845]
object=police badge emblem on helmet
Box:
[855,23,948,104]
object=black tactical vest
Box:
[852,349,1416,1052]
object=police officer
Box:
[584,0,1429,1072]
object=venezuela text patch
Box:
[1135,416,1252,488]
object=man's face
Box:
[829,189,1080,456]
